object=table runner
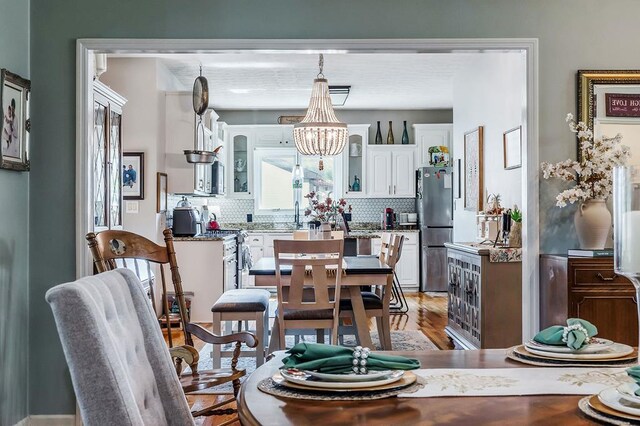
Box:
[399,368,633,397]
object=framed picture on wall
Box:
[123,152,144,200]
[1,69,30,171]
[503,126,522,170]
[464,126,484,212]
[157,172,168,213]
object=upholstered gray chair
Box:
[46,269,195,426]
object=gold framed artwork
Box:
[157,172,168,213]
[503,126,522,170]
[464,126,484,212]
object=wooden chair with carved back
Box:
[86,228,257,416]
[271,239,344,350]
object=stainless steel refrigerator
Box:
[416,166,454,292]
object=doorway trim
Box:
[76,38,539,339]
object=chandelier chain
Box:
[317,54,324,78]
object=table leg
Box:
[347,286,373,348]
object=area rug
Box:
[189,330,438,394]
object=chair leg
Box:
[212,312,222,369]
[278,320,286,351]
[263,309,270,359]
[255,311,265,367]
[375,315,392,350]
[316,329,325,344]
[267,320,280,355]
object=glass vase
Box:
[613,165,640,351]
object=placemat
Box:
[578,396,633,426]
[507,347,639,368]
[398,367,633,398]
[257,377,424,401]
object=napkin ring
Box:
[352,346,371,374]
[562,324,592,345]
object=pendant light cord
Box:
[317,54,324,78]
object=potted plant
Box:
[509,205,522,248]
[304,191,348,229]
[541,114,630,249]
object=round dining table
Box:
[237,349,600,425]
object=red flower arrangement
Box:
[303,191,349,225]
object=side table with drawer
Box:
[539,254,638,346]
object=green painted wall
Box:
[29,0,640,415]
[0,1,30,424]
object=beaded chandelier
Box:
[294,54,348,170]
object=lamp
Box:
[329,85,351,106]
[294,54,348,170]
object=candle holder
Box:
[613,165,640,353]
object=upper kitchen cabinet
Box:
[366,145,417,197]
[228,126,254,198]
[343,124,370,198]
[92,81,126,231]
[413,124,452,168]
[255,125,294,147]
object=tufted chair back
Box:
[46,269,195,426]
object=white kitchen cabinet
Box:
[243,232,292,288]
[366,146,416,198]
[413,124,453,168]
[255,125,294,147]
[173,240,225,322]
[228,127,254,198]
[396,240,419,291]
[343,124,370,198]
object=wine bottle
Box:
[375,121,383,144]
[387,121,394,144]
[401,120,409,144]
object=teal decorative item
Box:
[533,318,598,350]
[402,120,410,144]
[352,175,361,192]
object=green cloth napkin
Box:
[281,343,421,374]
[626,366,640,396]
[533,318,598,350]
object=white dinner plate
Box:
[599,386,640,417]
[524,338,614,354]
[279,369,404,389]
[617,383,640,404]
[524,343,634,360]
[304,370,398,382]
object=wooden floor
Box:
[164,293,451,425]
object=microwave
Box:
[210,160,225,195]
[194,160,225,196]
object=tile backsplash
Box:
[167,195,415,224]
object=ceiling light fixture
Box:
[294,54,348,170]
[329,85,351,106]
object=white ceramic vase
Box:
[574,199,611,249]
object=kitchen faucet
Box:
[294,200,301,229]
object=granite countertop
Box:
[174,234,236,242]
[444,242,522,263]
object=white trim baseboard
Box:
[13,417,28,426]
[28,415,75,426]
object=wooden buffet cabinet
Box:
[539,255,638,346]
[444,243,522,350]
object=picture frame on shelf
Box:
[503,126,522,170]
[157,172,168,213]
[1,69,30,171]
[123,151,144,200]
[464,126,484,212]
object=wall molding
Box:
[76,37,539,340]
[27,415,75,426]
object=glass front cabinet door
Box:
[92,80,126,231]
[343,124,370,198]
[227,127,254,198]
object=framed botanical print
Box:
[1,69,30,171]
[123,152,144,200]
[157,172,168,213]
[464,126,484,212]
[503,126,522,170]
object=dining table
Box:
[249,255,393,350]
[237,349,600,425]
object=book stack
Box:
[567,249,614,257]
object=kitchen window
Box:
[253,148,341,215]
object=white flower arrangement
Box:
[540,113,630,207]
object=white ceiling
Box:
[147,53,476,110]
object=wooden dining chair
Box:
[340,233,402,350]
[271,239,344,350]
[85,229,257,414]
